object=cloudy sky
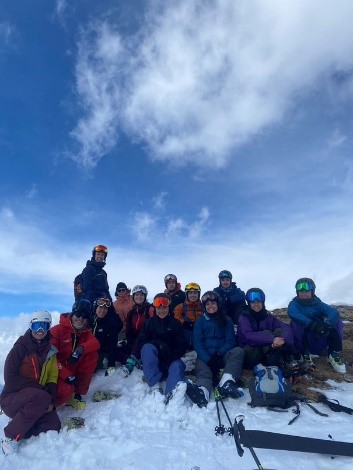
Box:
[1,0,353,316]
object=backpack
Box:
[74,274,83,300]
[248,364,293,409]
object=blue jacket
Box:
[288,296,340,328]
[213,283,246,324]
[193,313,236,363]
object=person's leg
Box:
[195,358,213,395]
[25,410,61,437]
[75,350,99,396]
[222,347,244,381]
[55,377,75,407]
[164,359,186,395]
[243,345,267,369]
[141,343,163,387]
[1,388,52,440]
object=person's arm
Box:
[237,315,275,346]
[287,300,311,327]
[219,317,237,355]
[193,317,211,363]
[4,344,43,392]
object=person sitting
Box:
[164,274,186,313]
[113,282,135,339]
[137,293,187,403]
[288,277,346,374]
[80,244,111,304]
[238,288,298,379]
[186,291,244,408]
[122,285,154,376]
[92,296,123,375]
[174,282,202,350]
[213,270,246,326]
[50,299,100,410]
[0,311,60,455]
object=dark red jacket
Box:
[50,313,100,381]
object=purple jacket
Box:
[237,308,293,347]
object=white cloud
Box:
[69,0,353,169]
[327,128,347,149]
[0,21,15,54]
[131,211,156,242]
[152,191,168,210]
[26,183,38,199]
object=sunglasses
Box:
[30,321,51,332]
[153,298,170,308]
[97,299,111,308]
[73,311,89,319]
[247,291,265,302]
[201,292,218,303]
[296,282,312,291]
[94,245,108,253]
[116,288,126,294]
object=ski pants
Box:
[291,320,344,355]
[141,343,186,395]
[196,347,244,394]
[0,387,61,440]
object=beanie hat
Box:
[115,282,128,295]
[71,298,92,319]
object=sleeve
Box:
[80,331,101,354]
[287,300,311,327]
[218,318,237,355]
[193,318,211,363]
[81,265,96,302]
[271,316,294,345]
[229,287,246,303]
[319,301,340,327]
[238,315,275,347]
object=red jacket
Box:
[50,313,100,382]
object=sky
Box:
[0,312,353,469]
[1,1,353,316]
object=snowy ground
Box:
[1,313,353,470]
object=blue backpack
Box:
[249,364,293,409]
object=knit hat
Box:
[115,282,128,295]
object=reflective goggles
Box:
[30,321,51,332]
[96,298,111,308]
[94,245,108,253]
[247,291,265,302]
[153,297,170,308]
[185,283,201,292]
[296,282,312,291]
[201,292,218,303]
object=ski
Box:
[236,419,353,457]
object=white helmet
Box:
[30,310,52,326]
[131,285,148,297]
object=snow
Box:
[1,314,353,469]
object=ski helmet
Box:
[201,291,220,305]
[153,292,171,308]
[132,285,148,297]
[246,288,266,304]
[295,278,316,293]
[218,270,232,280]
[29,310,52,330]
[185,282,201,292]
[164,274,177,285]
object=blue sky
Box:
[1,0,353,316]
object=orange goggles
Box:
[96,298,111,308]
[153,297,170,308]
[94,245,108,253]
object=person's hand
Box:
[122,356,137,376]
[183,320,194,331]
[272,337,285,348]
[68,346,84,365]
[65,375,77,385]
[310,321,331,338]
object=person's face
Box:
[298,290,312,300]
[250,301,263,313]
[95,305,108,318]
[205,300,218,315]
[31,329,48,341]
[134,292,145,305]
[95,251,106,262]
[220,278,231,288]
[187,290,199,302]
[71,314,88,330]
[116,288,126,298]
[155,305,169,318]
[166,279,177,291]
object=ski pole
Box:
[235,416,265,470]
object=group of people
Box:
[0,244,346,455]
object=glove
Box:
[122,356,137,376]
[65,375,77,385]
[68,346,84,365]
[207,352,222,374]
[310,321,331,338]
[183,320,194,331]
[105,367,116,377]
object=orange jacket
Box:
[174,299,202,324]
[113,294,135,327]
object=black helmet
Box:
[72,298,92,319]
[295,278,316,293]
[218,270,232,280]
[246,288,266,304]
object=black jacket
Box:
[81,259,111,303]
[92,312,123,367]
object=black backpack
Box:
[74,274,83,300]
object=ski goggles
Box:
[201,292,219,303]
[153,297,170,308]
[247,291,265,302]
[296,282,312,291]
[94,245,108,253]
[30,321,51,332]
[96,298,111,308]
[185,282,201,292]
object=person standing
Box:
[0,311,60,455]
[51,299,100,410]
[113,282,135,338]
[213,270,246,326]
[81,245,111,303]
